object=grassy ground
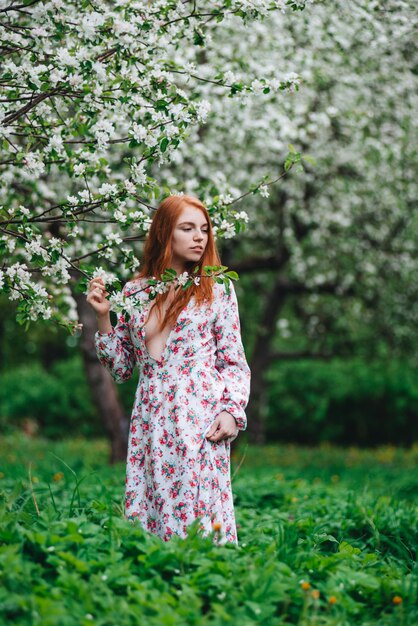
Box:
[0,433,417,626]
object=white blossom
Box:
[98,183,118,196]
[131,162,147,185]
[175,272,190,286]
[235,211,249,223]
[194,100,211,122]
[74,163,86,176]
[219,220,236,239]
[130,123,148,143]
[106,232,123,245]
[22,153,45,178]
[124,179,137,194]
[19,205,30,216]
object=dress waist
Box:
[140,354,214,372]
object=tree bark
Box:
[246,277,288,444]
[72,290,129,464]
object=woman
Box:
[86,194,251,545]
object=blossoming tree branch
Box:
[141,0,415,440]
[0,0,312,331]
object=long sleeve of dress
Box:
[214,282,251,431]
[94,283,136,384]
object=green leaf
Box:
[155,99,169,111]
[339,541,361,555]
[181,279,193,290]
[160,137,169,153]
[193,30,204,46]
[302,154,317,166]
[53,551,90,573]
[161,268,177,279]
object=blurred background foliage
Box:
[2,279,417,445]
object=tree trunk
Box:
[72,290,129,464]
[247,278,287,444]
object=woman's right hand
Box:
[86,277,111,317]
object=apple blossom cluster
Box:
[3,262,52,321]
[0,0,312,329]
[106,269,227,318]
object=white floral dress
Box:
[95,278,251,544]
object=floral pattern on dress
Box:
[94,278,251,545]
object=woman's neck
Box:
[168,261,189,276]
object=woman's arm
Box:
[213,282,251,431]
[94,283,136,384]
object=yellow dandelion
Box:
[300,581,311,591]
[328,596,337,605]
[392,596,403,605]
[311,589,320,600]
[212,521,222,532]
[53,472,64,482]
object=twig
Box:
[231,443,248,480]
[28,462,40,516]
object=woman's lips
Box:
[190,247,203,251]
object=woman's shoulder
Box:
[212,279,237,302]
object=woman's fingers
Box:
[208,427,233,442]
[90,282,104,291]
[206,419,220,438]
[88,287,103,299]
[206,410,238,442]
[89,277,105,289]
[87,287,108,305]
[86,278,111,316]
[88,279,107,298]
[210,433,235,442]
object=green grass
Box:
[0,433,417,626]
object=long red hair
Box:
[135,195,221,330]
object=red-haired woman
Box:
[86,195,251,545]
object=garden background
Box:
[0,0,417,624]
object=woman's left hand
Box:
[206,411,238,443]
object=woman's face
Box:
[171,205,209,270]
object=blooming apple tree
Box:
[0,0,312,331]
[156,0,417,357]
